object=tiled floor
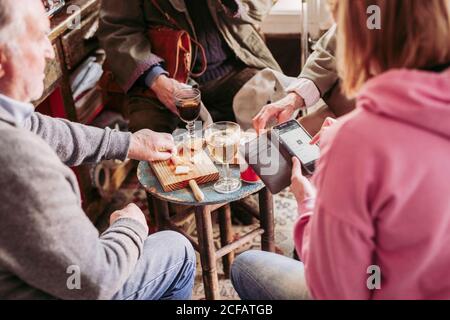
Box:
[96,171,298,300]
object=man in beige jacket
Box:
[254,25,356,136]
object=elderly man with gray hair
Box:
[0,0,195,300]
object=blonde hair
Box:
[337,0,450,97]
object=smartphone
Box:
[273,120,320,175]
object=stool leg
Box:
[149,194,170,231]
[195,206,220,300]
[145,192,157,232]
[218,204,234,278]
[259,188,275,252]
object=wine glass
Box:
[205,122,242,194]
[174,88,202,160]
[174,87,202,146]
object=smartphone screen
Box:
[275,120,320,172]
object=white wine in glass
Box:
[205,122,241,194]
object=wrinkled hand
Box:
[128,129,176,162]
[253,93,305,133]
[150,74,184,115]
[310,117,337,145]
[110,203,149,232]
[291,157,317,204]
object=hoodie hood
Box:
[358,68,450,139]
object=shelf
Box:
[48,0,100,42]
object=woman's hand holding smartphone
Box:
[291,157,317,205]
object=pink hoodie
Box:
[294,68,450,300]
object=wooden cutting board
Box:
[149,150,220,192]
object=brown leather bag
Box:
[147,27,193,84]
[148,0,207,83]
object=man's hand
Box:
[109,203,148,232]
[291,157,317,204]
[150,74,183,115]
[128,129,176,162]
[253,93,305,133]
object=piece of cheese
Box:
[175,166,191,175]
[171,155,191,166]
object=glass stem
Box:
[187,121,195,140]
[186,121,195,163]
[223,162,231,184]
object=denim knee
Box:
[157,231,196,299]
[231,250,311,300]
[152,230,196,265]
[231,250,260,273]
[113,231,197,300]
[230,251,261,296]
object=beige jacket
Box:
[299,25,356,135]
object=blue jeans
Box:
[231,250,311,300]
[112,231,196,300]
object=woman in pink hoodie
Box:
[231,0,450,300]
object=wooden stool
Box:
[137,161,275,300]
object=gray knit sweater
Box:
[0,107,148,300]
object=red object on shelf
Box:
[35,87,67,119]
